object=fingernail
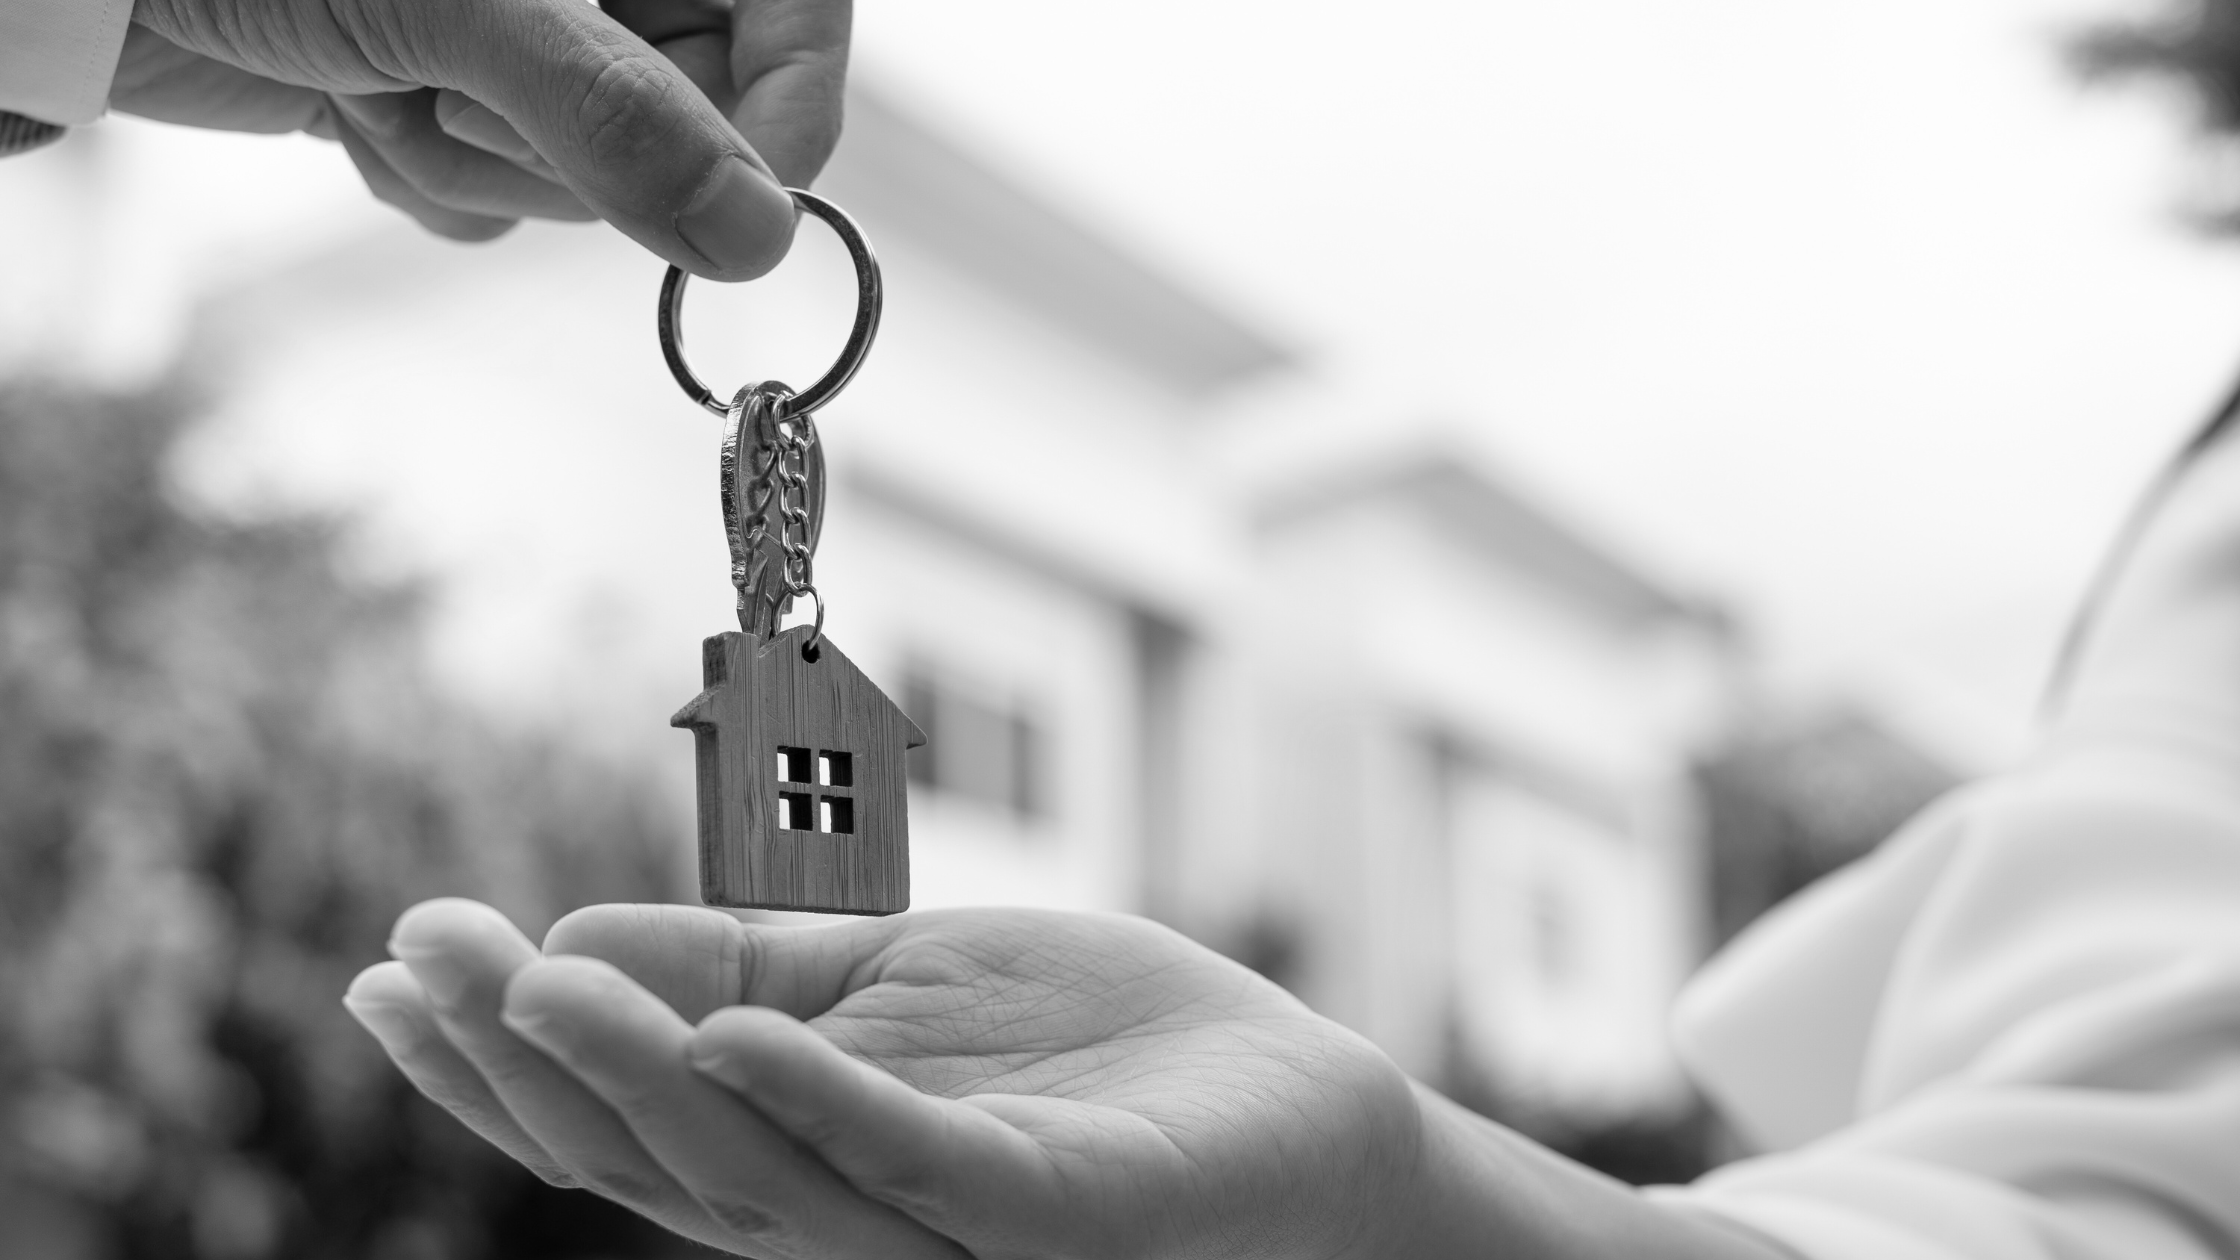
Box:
[688,1057,743,1091]
[332,92,410,140]
[387,943,471,1011]
[687,1047,750,1090]
[674,157,794,278]
[499,1007,564,1052]
[344,998,423,1052]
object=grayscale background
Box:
[0,0,2220,1255]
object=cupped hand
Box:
[345,899,1429,1260]
[116,0,850,274]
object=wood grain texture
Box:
[672,627,924,914]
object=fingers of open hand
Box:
[385,900,718,1242]
[507,957,972,1260]
[541,903,899,1027]
[543,903,748,1023]
[688,1006,1050,1238]
[342,961,574,1186]
[331,89,591,224]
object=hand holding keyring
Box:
[114,0,848,272]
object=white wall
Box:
[1244,489,1722,1103]
[828,494,1142,913]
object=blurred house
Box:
[6,83,1739,1127]
[1243,454,1732,1119]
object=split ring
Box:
[787,587,827,660]
[659,188,884,419]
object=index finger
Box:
[599,0,851,188]
[725,0,852,187]
[602,0,736,109]
[505,956,971,1260]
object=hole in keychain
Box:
[784,588,826,663]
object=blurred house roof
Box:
[820,82,1296,398]
[1257,451,1719,630]
[845,459,1159,615]
[191,76,1298,404]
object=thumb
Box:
[373,0,797,279]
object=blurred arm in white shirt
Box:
[1658,420,2240,1259]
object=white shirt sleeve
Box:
[1,0,136,125]
[1654,424,2240,1259]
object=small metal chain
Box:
[716,374,833,645]
[720,382,824,649]
[770,404,823,651]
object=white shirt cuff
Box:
[0,0,137,125]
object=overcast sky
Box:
[20,0,2240,768]
[848,0,2240,764]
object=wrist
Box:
[1379,1083,1795,1260]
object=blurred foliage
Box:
[2074,0,2240,133]
[1694,708,1958,949]
[0,379,692,1259]
[2073,0,2240,231]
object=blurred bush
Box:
[1695,708,1959,949]
[0,380,693,1259]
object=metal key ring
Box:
[659,188,883,419]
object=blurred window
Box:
[903,669,1046,821]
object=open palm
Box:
[347,901,1427,1260]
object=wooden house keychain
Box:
[657,189,922,915]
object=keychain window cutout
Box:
[782,750,859,831]
[778,791,815,831]
[777,746,813,782]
